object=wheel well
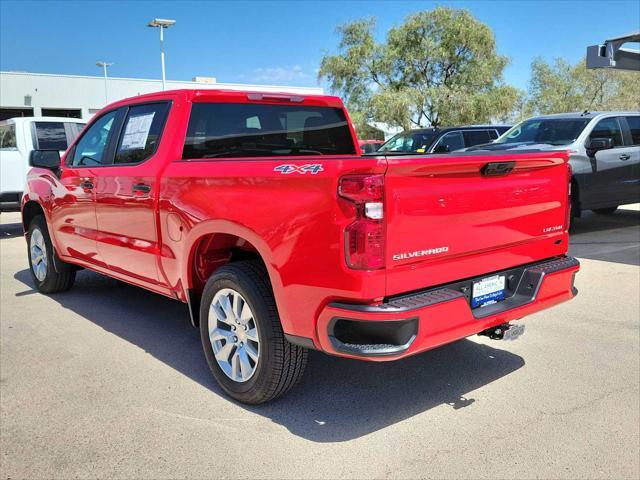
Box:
[22,201,45,231]
[189,233,264,295]
[186,233,266,328]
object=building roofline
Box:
[0,70,323,92]
[0,116,86,125]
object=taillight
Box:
[339,174,385,270]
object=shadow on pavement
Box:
[569,207,640,266]
[14,268,524,442]
[0,221,23,239]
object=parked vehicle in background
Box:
[22,89,579,404]
[0,117,85,212]
[358,139,384,153]
[377,125,511,154]
[465,112,640,220]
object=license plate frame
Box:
[471,275,506,308]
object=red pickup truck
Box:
[22,89,579,404]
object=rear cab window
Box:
[0,124,17,149]
[31,121,85,151]
[183,103,355,159]
[32,122,68,150]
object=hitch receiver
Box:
[478,322,525,341]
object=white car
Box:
[0,117,85,212]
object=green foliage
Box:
[318,7,520,129]
[527,57,640,114]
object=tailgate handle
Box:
[481,161,515,176]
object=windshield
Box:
[495,118,591,146]
[378,131,438,152]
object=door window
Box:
[589,117,623,147]
[114,103,170,165]
[625,116,640,145]
[433,131,464,152]
[70,110,117,166]
[463,130,493,147]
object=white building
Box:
[0,71,323,121]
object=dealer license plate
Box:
[471,275,506,308]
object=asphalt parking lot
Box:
[1,207,638,479]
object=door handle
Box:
[619,153,631,160]
[80,180,94,190]
[133,183,151,194]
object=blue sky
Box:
[1,0,639,92]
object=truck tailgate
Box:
[384,151,571,296]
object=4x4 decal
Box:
[274,164,324,175]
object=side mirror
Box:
[587,137,613,152]
[433,144,450,153]
[29,150,61,170]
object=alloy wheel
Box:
[208,288,260,382]
[30,228,47,282]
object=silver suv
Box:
[466,112,640,219]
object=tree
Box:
[318,7,521,130]
[527,57,640,114]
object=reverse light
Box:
[364,202,383,220]
[339,174,385,270]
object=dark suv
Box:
[377,125,511,154]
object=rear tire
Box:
[593,206,618,215]
[27,215,76,293]
[199,260,307,404]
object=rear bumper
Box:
[314,256,579,361]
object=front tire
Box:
[593,206,618,215]
[199,260,307,404]
[27,215,76,293]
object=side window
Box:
[488,130,499,140]
[33,122,68,150]
[433,131,464,152]
[114,103,170,165]
[590,117,623,147]
[462,130,492,147]
[0,124,17,149]
[70,110,118,167]
[625,116,640,145]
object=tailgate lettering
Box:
[393,246,449,261]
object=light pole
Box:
[148,18,176,90]
[96,61,113,104]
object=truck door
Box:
[93,101,171,287]
[51,109,120,266]
[586,116,636,207]
[619,115,640,204]
[0,121,23,209]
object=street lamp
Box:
[147,18,176,90]
[96,61,114,104]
